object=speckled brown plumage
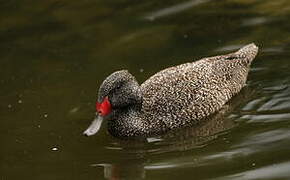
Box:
[93,43,258,138]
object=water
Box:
[1,0,290,179]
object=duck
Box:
[83,43,258,138]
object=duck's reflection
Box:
[97,161,146,180]
[95,87,255,179]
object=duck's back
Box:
[140,44,258,130]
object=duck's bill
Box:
[83,115,104,136]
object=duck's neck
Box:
[108,106,145,137]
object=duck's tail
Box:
[235,43,259,66]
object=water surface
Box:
[1,0,290,179]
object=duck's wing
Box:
[140,44,258,127]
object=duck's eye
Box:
[115,84,122,90]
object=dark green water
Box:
[1,0,290,179]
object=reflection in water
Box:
[233,129,290,150]
[203,128,290,163]
[93,88,255,179]
[241,86,290,123]
[144,0,210,21]
[216,161,290,180]
[96,162,146,180]
[242,17,269,27]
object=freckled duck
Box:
[84,43,258,138]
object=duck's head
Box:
[83,70,141,136]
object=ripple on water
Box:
[241,85,290,123]
[215,161,290,180]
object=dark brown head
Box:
[84,70,142,136]
[96,70,142,116]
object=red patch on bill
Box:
[96,96,112,116]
